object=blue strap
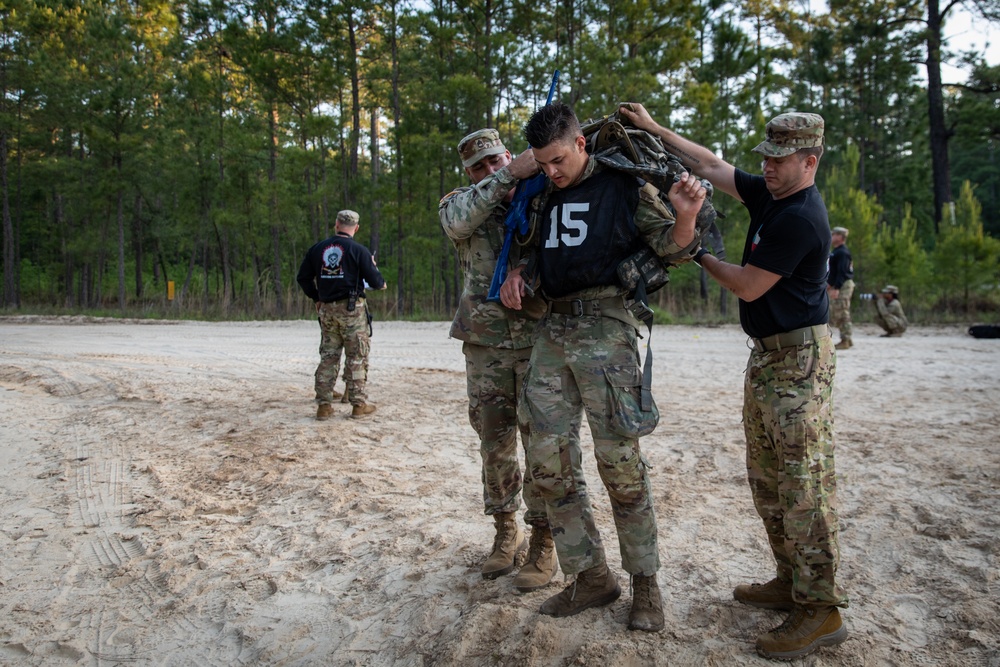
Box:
[487,174,547,302]
[486,70,560,303]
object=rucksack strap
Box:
[631,275,656,413]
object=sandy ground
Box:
[0,316,997,667]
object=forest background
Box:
[2,0,1000,324]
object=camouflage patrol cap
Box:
[458,128,507,168]
[831,226,849,237]
[882,284,899,295]
[752,112,825,157]
[336,210,360,226]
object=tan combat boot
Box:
[481,512,527,580]
[351,403,377,418]
[628,574,664,632]
[756,605,848,660]
[316,403,334,421]
[538,562,621,617]
[512,525,558,592]
[733,577,794,611]
[835,339,852,350]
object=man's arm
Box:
[619,103,741,202]
[499,264,527,310]
[696,253,781,302]
[296,254,319,302]
[439,151,539,240]
[439,171,515,240]
[360,251,387,291]
[635,172,706,262]
[666,172,704,250]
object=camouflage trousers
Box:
[518,314,659,576]
[829,279,854,342]
[463,343,547,527]
[874,312,907,336]
[743,335,849,608]
[315,299,371,406]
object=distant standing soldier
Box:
[438,128,558,590]
[873,285,908,337]
[828,227,854,349]
[297,210,386,420]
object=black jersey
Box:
[735,170,831,339]
[538,169,640,299]
[296,232,385,303]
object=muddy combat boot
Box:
[340,388,350,404]
[756,605,848,660]
[350,403,377,418]
[539,562,621,617]
[734,577,794,611]
[512,525,558,592]
[482,513,527,580]
[628,574,664,632]
[835,339,852,350]
[316,403,334,421]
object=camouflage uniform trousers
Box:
[518,313,659,576]
[829,279,854,342]
[315,299,371,406]
[463,343,547,527]
[742,334,849,608]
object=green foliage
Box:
[821,143,881,287]
[950,62,1000,237]
[931,181,1000,313]
[867,204,931,304]
[1,0,998,321]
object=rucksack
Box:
[581,109,726,297]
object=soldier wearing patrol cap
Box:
[297,209,386,420]
[827,226,855,349]
[439,129,559,591]
[620,105,849,660]
[873,284,908,336]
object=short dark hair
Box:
[798,146,824,161]
[524,102,582,149]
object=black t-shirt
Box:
[828,244,853,288]
[735,169,831,339]
[296,232,385,303]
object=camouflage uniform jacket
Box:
[521,158,697,320]
[875,296,908,332]
[439,166,537,350]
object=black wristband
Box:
[694,247,712,267]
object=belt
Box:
[751,324,829,352]
[323,296,365,304]
[548,296,626,317]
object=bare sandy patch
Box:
[0,317,997,666]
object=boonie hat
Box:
[831,226,849,237]
[458,128,507,168]
[336,210,360,226]
[882,285,899,295]
[752,112,825,158]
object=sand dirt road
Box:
[0,317,997,666]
